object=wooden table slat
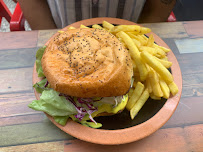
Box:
[183,21,203,38]
[142,22,188,39]
[0,67,33,94]
[0,31,38,50]
[0,141,64,152]
[0,47,38,70]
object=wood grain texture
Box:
[176,52,203,75]
[65,127,188,152]
[142,22,188,38]
[37,29,58,47]
[184,124,203,152]
[175,38,203,54]
[176,52,203,98]
[0,67,33,94]
[183,21,203,38]
[0,31,38,50]
[0,48,38,70]
[0,92,39,117]
[0,113,44,127]
[163,96,203,128]
[0,121,73,147]
[0,92,44,127]
[0,141,64,152]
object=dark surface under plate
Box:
[95,97,167,130]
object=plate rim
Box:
[32,17,182,145]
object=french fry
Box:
[68,26,76,30]
[145,78,152,93]
[132,35,146,46]
[58,30,64,34]
[117,31,148,81]
[148,70,163,97]
[140,27,151,34]
[159,78,170,99]
[137,35,147,45]
[168,81,179,96]
[154,44,171,53]
[140,34,147,40]
[112,25,141,33]
[139,46,157,55]
[154,56,172,68]
[146,34,154,47]
[126,82,145,111]
[80,24,89,28]
[160,56,168,61]
[150,93,161,100]
[130,88,149,119]
[127,31,140,35]
[141,51,173,83]
[126,32,142,47]
[132,39,142,48]
[155,47,166,58]
[92,24,103,29]
[102,21,114,30]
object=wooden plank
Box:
[0,31,38,50]
[182,72,203,98]
[37,29,58,47]
[0,122,74,147]
[65,127,188,152]
[184,124,203,152]
[176,52,203,75]
[183,21,203,38]
[0,48,38,70]
[0,92,37,117]
[0,92,43,127]
[182,85,203,98]
[0,141,64,152]
[0,113,44,127]
[175,52,203,98]
[175,38,203,54]
[162,38,180,56]
[0,67,33,94]
[163,96,203,128]
[142,22,188,38]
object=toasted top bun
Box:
[42,28,133,98]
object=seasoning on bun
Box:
[42,28,133,97]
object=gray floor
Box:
[0,0,31,32]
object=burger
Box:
[29,28,133,128]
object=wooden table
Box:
[0,20,203,152]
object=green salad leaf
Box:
[33,78,48,93]
[29,89,77,117]
[81,121,102,128]
[36,46,46,77]
[54,116,70,126]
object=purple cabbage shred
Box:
[59,93,98,124]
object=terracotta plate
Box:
[33,17,182,145]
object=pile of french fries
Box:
[61,21,179,120]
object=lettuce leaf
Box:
[29,89,77,118]
[33,78,47,93]
[36,46,46,77]
[54,116,69,126]
[81,121,102,128]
